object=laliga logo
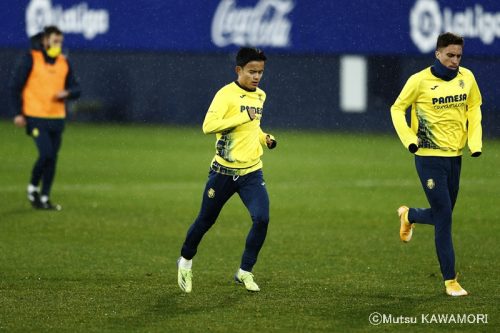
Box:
[26,0,109,39]
[410,0,500,53]
[211,0,294,48]
[410,0,441,53]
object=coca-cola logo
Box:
[211,0,294,48]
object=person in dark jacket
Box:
[10,26,81,210]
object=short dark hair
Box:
[43,25,63,37]
[436,32,464,50]
[30,32,44,50]
[236,47,267,67]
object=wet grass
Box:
[0,121,499,332]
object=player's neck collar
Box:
[431,59,458,81]
[234,80,256,92]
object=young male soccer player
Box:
[391,32,482,296]
[10,26,81,210]
[177,47,277,293]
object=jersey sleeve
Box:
[259,128,267,146]
[257,91,271,145]
[202,90,252,134]
[259,128,275,146]
[65,59,81,100]
[8,52,33,116]
[390,74,420,150]
[466,74,482,154]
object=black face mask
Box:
[431,59,459,81]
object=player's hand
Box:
[471,151,481,157]
[408,138,420,153]
[13,115,26,128]
[55,90,70,100]
[266,135,277,149]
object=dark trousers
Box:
[26,117,65,197]
[181,169,270,272]
[408,156,462,280]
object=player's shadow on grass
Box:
[0,206,42,220]
[108,280,248,329]
[333,290,446,316]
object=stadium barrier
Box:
[0,51,498,137]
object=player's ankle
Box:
[27,184,39,193]
[179,257,192,269]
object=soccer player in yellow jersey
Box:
[177,48,277,293]
[391,33,482,297]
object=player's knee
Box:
[252,213,269,226]
[434,217,452,235]
[42,156,57,167]
[39,149,57,163]
[437,208,453,221]
[195,214,218,229]
[38,154,51,166]
[432,205,452,219]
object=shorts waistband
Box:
[211,161,242,176]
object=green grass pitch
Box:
[0,120,499,332]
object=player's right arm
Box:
[259,128,277,149]
[202,90,254,134]
[9,52,33,127]
[466,74,482,157]
[58,60,81,101]
[390,74,420,153]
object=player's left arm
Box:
[58,60,81,100]
[257,92,276,149]
[390,74,420,153]
[259,128,277,149]
[467,75,482,157]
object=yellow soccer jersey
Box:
[203,81,273,175]
[391,66,482,157]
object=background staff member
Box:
[10,25,81,210]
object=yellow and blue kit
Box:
[181,81,276,272]
[391,66,482,156]
[391,62,483,281]
[203,81,275,175]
